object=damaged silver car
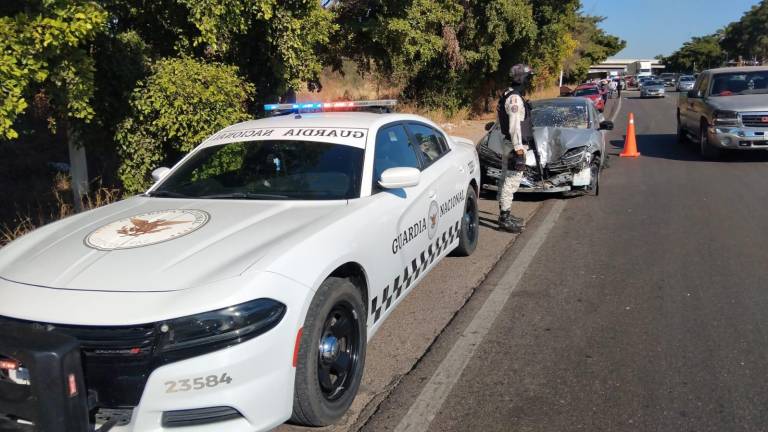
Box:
[478,97,613,195]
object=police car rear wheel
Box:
[451,185,479,257]
[291,277,366,427]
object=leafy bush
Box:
[116,58,254,193]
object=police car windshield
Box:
[151,140,364,200]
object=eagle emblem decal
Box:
[117,217,189,237]
[85,210,210,250]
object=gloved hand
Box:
[513,149,527,172]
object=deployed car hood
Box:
[707,94,768,112]
[533,127,602,165]
[0,196,346,292]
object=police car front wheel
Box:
[451,185,479,257]
[291,277,367,426]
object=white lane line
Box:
[394,200,567,432]
[610,93,623,123]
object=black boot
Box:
[499,210,523,233]
[499,207,525,225]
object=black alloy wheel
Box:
[451,185,479,256]
[317,303,360,401]
[291,277,366,427]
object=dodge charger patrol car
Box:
[0,101,480,431]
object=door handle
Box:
[428,190,437,199]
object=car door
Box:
[404,123,465,256]
[366,123,435,327]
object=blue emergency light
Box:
[263,99,397,112]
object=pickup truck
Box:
[677,66,768,159]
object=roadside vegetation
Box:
[0,0,626,245]
[658,0,768,71]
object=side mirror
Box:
[378,167,421,189]
[599,120,614,131]
[687,90,701,99]
[151,167,171,182]
[484,121,495,131]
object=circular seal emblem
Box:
[85,209,209,251]
[427,200,440,240]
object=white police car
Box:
[0,100,480,431]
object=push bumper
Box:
[0,324,91,432]
[711,126,768,149]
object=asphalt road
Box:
[362,90,768,432]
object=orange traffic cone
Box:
[620,112,640,158]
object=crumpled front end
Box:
[518,127,602,192]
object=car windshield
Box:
[531,102,589,128]
[573,88,599,96]
[646,81,663,86]
[710,71,768,96]
[680,76,695,81]
[150,140,364,200]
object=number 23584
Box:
[164,373,233,393]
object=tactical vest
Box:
[497,88,533,141]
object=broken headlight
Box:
[549,146,588,171]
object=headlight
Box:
[714,110,739,126]
[158,298,286,360]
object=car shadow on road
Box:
[609,134,768,163]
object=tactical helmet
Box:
[509,64,534,85]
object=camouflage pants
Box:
[499,152,524,212]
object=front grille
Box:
[0,316,159,408]
[741,114,768,128]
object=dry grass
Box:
[529,85,564,101]
[297,62,401,102]
[0,178,122,246]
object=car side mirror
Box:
[599,121,614,131]
[151,167,171,182]
[378,167,421,189]
[484,121,495,131]
[687,90,701,99]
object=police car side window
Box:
[373,125,421,190]
[406,124,449,167]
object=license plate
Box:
[486,167,501,179]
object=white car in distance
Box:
[0,100,481,432]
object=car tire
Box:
[699,121,721,160]
[451,185,479,257]
[676,112,688,143]
[589,157,600,196]
[291,277,367,427]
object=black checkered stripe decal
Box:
[371,221,461,324]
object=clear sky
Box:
[580,0,762,59]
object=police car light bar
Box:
[263,99,397,111]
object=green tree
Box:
[334,0,538,112]
[0,0,107,139]
[721,0,768,63]
[563,15,626,83]
[116,57,254,193]
[662,34,723,72]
